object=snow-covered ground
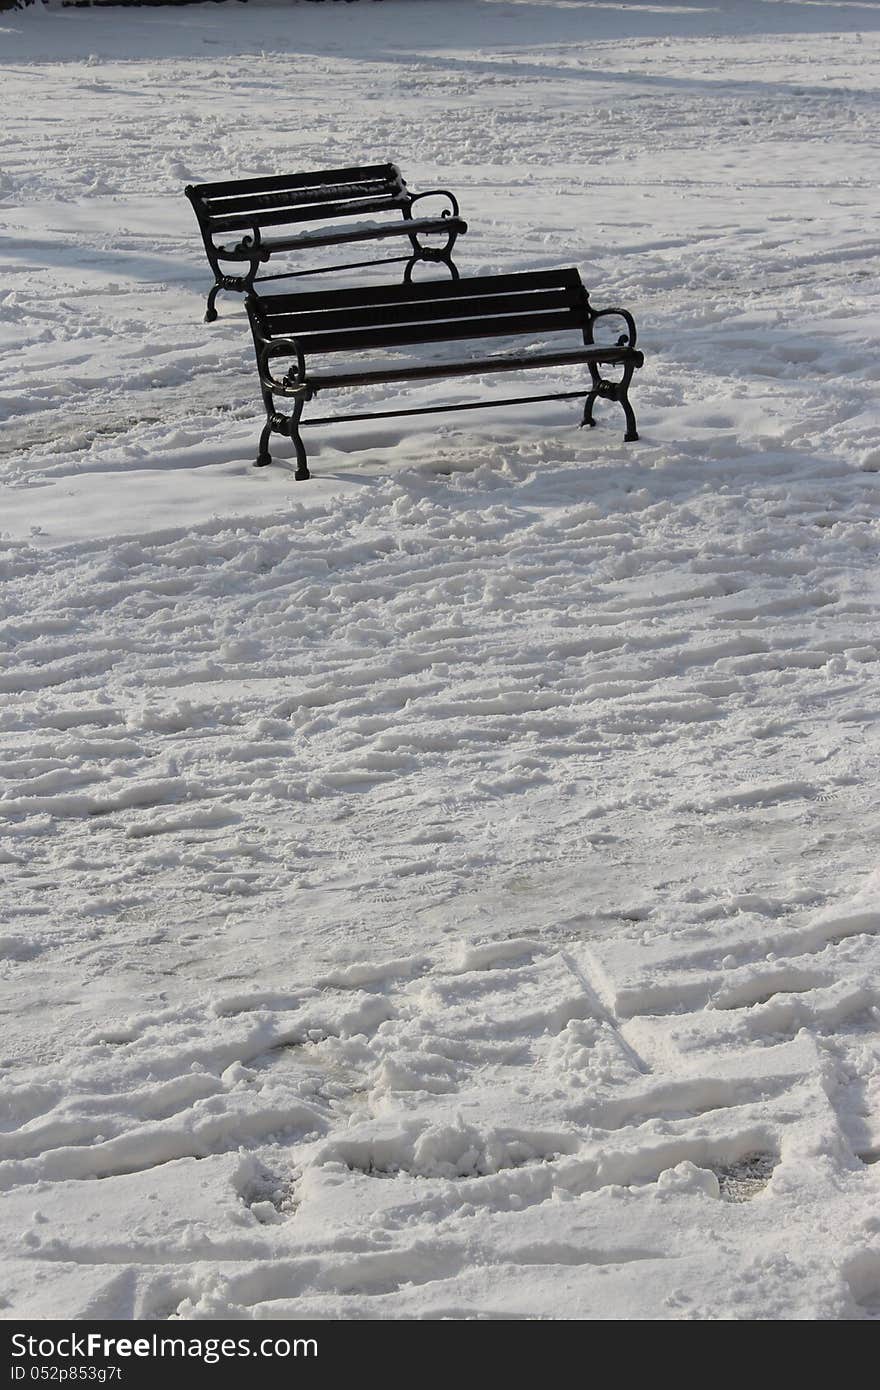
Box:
[1,0,880,1320]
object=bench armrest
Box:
[219,224,270,261]
[588,306,638,350]
[408,188,461,219]
[258,336,308,394]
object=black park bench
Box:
[244,267,644,479]
[185,163,467,322]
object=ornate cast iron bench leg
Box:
[205,283,222,324]
[581,361,640,442]
[255,416,275,468]
[288,397,310,481]
[205,262,260,324]
[403,243,461,284]
[402,208,461,285]
[254,400,310,481]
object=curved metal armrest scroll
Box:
[589,307,638,349]
[408,188,461,219]
[258,338,308,394]
[232,224,265,259]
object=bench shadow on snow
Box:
[257,298,878,500]
[0,235,204,293]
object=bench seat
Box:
[217,215,468,261]
[304,346,637,392]
[244,268,644,480]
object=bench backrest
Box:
[186,163,408,239]
[249,269,590,356]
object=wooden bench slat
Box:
[264,287,582,336]
[275,308,584,357]
[190,164,400,200]
[211,195,410,235]
[203,180,397,218]
[220,217,466,258]
[261,267,583,314]
[307,346,639,391]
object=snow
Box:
[1,0,879,1321]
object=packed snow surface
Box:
[1,0,880,1320]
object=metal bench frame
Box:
[245,268,644,480]
[185,162,467,323]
